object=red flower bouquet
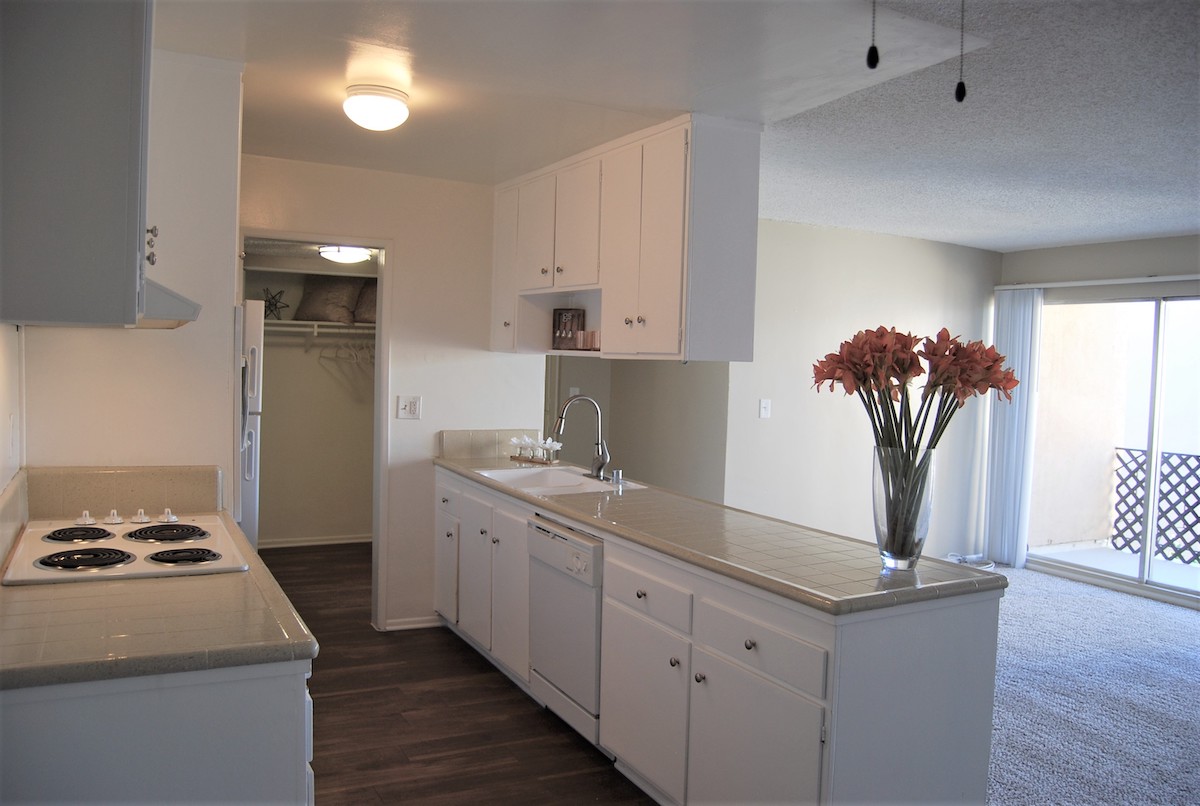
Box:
[813,327,1018,568]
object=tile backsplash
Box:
[439,429,541,460]
[25,466,223,520]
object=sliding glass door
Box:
[1026,297,1199,600]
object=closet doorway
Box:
[1025,297,1200,605]
[241,235,380,550]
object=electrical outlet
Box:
[396,395,422,420]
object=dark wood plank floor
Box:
[260,542,654,805]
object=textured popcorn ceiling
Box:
[760,0,1200,252]
[157,0,1199,254]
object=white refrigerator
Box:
[237,300,265,548]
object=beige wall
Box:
[257,336,374,547]
[725,221,1002,559]
[21,53,242,508]
[240,154,545,628]
[0,325,19,489]
[1001,235,1200,300]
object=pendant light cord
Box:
[867,0,880,69]
[956,0,968,102]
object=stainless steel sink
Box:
[478,466,643,495]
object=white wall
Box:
[239,155,544,628]
[21,53,242,507]
[725,221,1001,558]
[1000,235,1199,286]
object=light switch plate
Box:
[759,399,771,419]
[396,395,422,420]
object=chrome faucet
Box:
[553,394,611,481]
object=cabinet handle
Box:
[491,537,499,544]
[555,266,564,273]
[669,657,680,668]
[635,589,647,599]
[541,267,549,275]
[480,529,488,536]
[503,321,511,328]
[624,317,633,326]
[444,531,453,539]
[441,497,449,504]
[694,672,707,683]
[145,252,157,266]
[637,315,646,324]
[745,638,757,651]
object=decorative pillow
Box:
[293,275,365,325]
[354,280,377,324]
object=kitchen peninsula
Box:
[0,467,318,804]
[435,454,1007,805]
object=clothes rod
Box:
[995,273,1199,291]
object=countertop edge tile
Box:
[435,457,1008,617]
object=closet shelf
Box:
[265,320,376,338]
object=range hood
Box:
[136,278,202,329]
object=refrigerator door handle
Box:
[242,427,256,483]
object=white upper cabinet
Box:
[0,0,148,326]
[0,0,205,328]
[490,187,519,350]
[516,162,601,292]
[491,114,760,362]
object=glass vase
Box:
[872,446,935,571]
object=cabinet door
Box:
[516,174,556,290]
[490,187,519,350]
[434,508,459,622]
[599,601,690,804]
[489,507,530,681]
[457,493,494,647]
[553,159,601,288]
[598,143,643,355]
[687,647,824,805]
[635,126,688,355]
[1,0,148,325]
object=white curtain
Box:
[986,288,1043,567]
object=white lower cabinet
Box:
[599,600,691,804]
[687,647,824,805]
[600,544,825,805]
[433,470,532,683]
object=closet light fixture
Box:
[342,84,410,131]
[318,245,372,264]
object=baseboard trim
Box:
[257,533,371,550]
[1025,555,1200,612]
[375,615,442,632]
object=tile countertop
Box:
[435,457,1007,616]
[0,512,318,691]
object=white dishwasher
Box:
[527,515,604,744]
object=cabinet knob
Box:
[694,672,707,683]
[491,537,499,544]
[541,267,549,275]
[441,497,449,504]
[145,252,157,266]
[146,225,159,238]
[635,589,647,599]
[624,317,634,326]
[480,529,488,536]
[503,321,511,328]
[444,531,453,539]
[555,266,564,274]
[637,315,646,324]
[744,638,757,651]
[669,657,680,668]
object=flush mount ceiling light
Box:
[318,245,372,264]
[342,84,410,131]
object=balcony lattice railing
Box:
[1112,448,1200,565]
